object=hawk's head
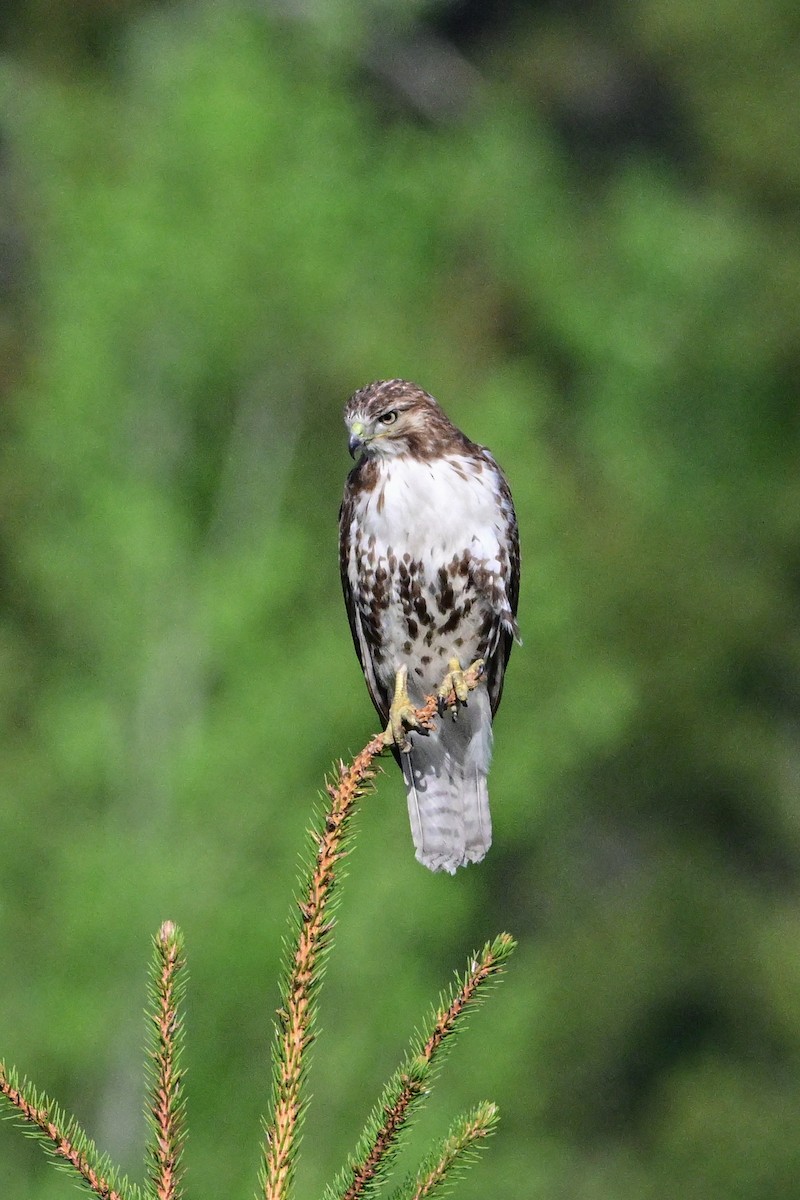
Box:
[344,379,463,461]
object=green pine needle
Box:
[144,920,188,1200]
[389,1101,500,1200]
[323,933,515,1200]
[0,1061,142,1200]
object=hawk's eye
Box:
[378,410,398,426]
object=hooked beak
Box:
[348,421,367,458]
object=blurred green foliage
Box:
[0,1,798,1197]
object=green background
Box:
[1,1,799,1196]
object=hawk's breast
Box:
[346,453,511,701]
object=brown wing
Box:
[479,448,520,718]
[339,470,391,724]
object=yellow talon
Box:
[380,665,425,753]
[437,657,485,717]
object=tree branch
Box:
[0,1063,135,1200]
[146,920,187,1200]
[260,669,486,1200]
[334,935,514,1200]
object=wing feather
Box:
[339,476,391,724]
[476,446,520,717]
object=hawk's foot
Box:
[437,657,485,718]
[381,665,427,753]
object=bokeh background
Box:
[1,1,799,1197]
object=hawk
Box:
[339,379,520,873]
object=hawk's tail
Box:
[400,687,493,874]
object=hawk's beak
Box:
[348,421,367,458]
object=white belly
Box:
[347,455,507,698]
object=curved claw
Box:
[437,657,485,718]
[380,665,427,753]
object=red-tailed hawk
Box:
[339,379,520,873]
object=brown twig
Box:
[339,1072,426,1200]
[262,669,485,1200]
[0,1063,123,1200]
[420,936,512,1063]
[148,921,186,1200]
